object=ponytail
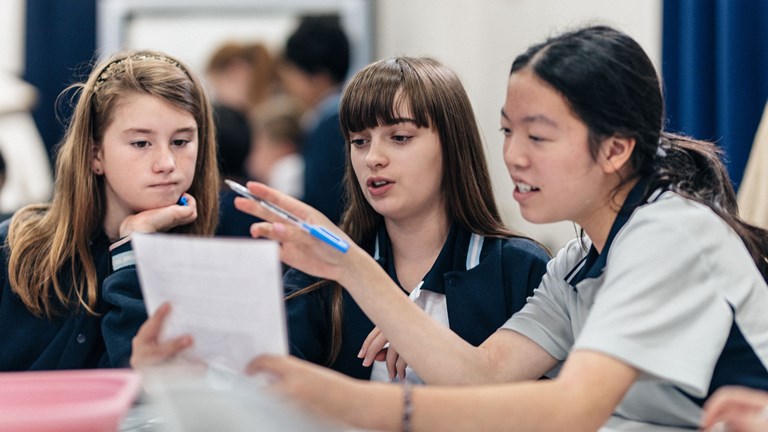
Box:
[647,133,768,282]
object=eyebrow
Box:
[122,126,197,135]
[522,115,558,128]
[500,109,558,128]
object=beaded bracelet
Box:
[402,381,413,432]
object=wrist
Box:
[348,381,404,431]
[336,245,377,287]
[402,381,413,432]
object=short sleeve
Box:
[574,198,734,396]
[502,239,587,361]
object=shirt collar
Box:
[567,178,651,288]
[372,223,463,294]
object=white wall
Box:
[376,0,662,251]
[0,0,24,75]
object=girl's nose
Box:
[365,138,388,169]
[153,145,177,173]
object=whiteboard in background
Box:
[97,0,374,79]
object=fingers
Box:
[119,194,198,237]
[246,353,300,381]
[150,196,197,230]
[249,221,288,242]
[361,330,389,367]
[244,182,319,222]
[130,303,193,368]
[147,335,193,365]
[385,346,399,380]
[134,302,172,342]
[395,357,408,381]
[359,327,381,360]
[702,386,768,430]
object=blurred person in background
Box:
[208,42,278,236]
[206,42,276,185]
[279,15,350,224]
[246,96,304,198]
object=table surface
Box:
[120,365,696,432]
[120,365,357,432]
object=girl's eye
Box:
[132,140,149,148]
[392,135,411,143]
[529,135,545,142]
[350,138,368,147]
[499,127,511,137]
[172,139,190,147]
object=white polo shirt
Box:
[503,188,768,428]
[370,232,486,384]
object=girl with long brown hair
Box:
[0,50,219,370]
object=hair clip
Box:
[94,53,187,91]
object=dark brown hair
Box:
[290,57,527,364]
[511,25,768,280]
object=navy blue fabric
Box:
[100,266,147,368]
[683,315,768,407]
[301,93,346,224]
[24,0,97,161]
[285,224,550,379]
[663,0,768,189]
[0,218,142,370]
[216,189,262,237]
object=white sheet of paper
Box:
[132,233,287,373]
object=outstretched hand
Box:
[119,193,198,238]
[233,182,359,282]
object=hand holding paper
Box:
[132,233,287,373]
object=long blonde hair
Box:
[7,51,220,317]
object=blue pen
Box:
[177,196,188,206]
[224,179,350,253]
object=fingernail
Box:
[357,349,364,358]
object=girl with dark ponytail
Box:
[230,26,768,431]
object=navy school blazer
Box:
[0,218,146,370]
[285,224,550,379]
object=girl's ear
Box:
[598,135,635,174]
[92,145,104,175]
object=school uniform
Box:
[0,218,146,370]
[286,223,550,380]
[503,179,768,428]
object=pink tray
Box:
[0,369,141,432]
